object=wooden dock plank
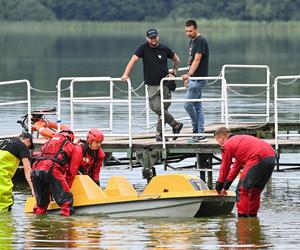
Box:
[9,122,300,153]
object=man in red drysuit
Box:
[214,127,275,217]
[75,128,105,186]
[31,129,80,216]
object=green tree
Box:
[39,0,173,21]
[0,0,55,20]
[0,0,300,21]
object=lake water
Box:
[0,22,299,133]
[0,22,300,249]
[4,168,300,249]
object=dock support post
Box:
[137,149,159,183]
[128,148,133,171]
[275,148,281,172]
[207,156,213,189]
[163,159,167,171]
[196,153,213,188]
[162,149,167,171]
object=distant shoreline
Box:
[0,20,299,35]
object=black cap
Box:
[19,132,34,150]
[146,28,158,38]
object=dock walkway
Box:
[2,66,300,186]
[32,122,300,187]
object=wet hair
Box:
[185,19,198,29]
[214,127,231,137]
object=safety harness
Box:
[78,139,99,176]
[35,134,70,172]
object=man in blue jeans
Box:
[182,19,209,143]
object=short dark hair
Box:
[19,132,34,149]
[185,19,198,28]
[214,127,231,137]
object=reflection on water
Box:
[24,216,102,249]
[0,213,14,250]
[0,23,300,249]
[0,23,300,134]
[12,215,276,249]
[0,171,299,249]
[235,218,264,247]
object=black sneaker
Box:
[197,136,208,142]
[156,134,168,142]
[172,122,183,140]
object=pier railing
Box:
[146,64,271,132]
[145,67,189,130]
[57,77,132,147]
[221,64,270,124]
[274,75,300,155]
[160,76,225,152]
[1,71,300,173]
[0,79,32,133]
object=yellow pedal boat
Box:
[25,174,235,217]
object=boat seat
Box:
[104,176,138,197]
[142,174,208,195]
[24,175,108,212]
[71,175,108,204]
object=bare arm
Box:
[22,158,34,196]
[121,55,140,81]
[169,53,180,76]
[182,52,202,81]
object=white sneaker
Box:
[187,136,207,143]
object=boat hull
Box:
[25,174,236,218]
[73,196,235,218]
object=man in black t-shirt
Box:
[0,132,34,211]
[182,20,209,143]
[121,28,183,142]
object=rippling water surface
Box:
[0,23,299,249]
[1,169,298,249]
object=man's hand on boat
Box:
[217,189,228,196]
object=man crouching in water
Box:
[214,127,275,217]
[31,130,79,216]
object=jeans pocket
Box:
[188,80,198,89]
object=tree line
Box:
[0,0,299,22]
